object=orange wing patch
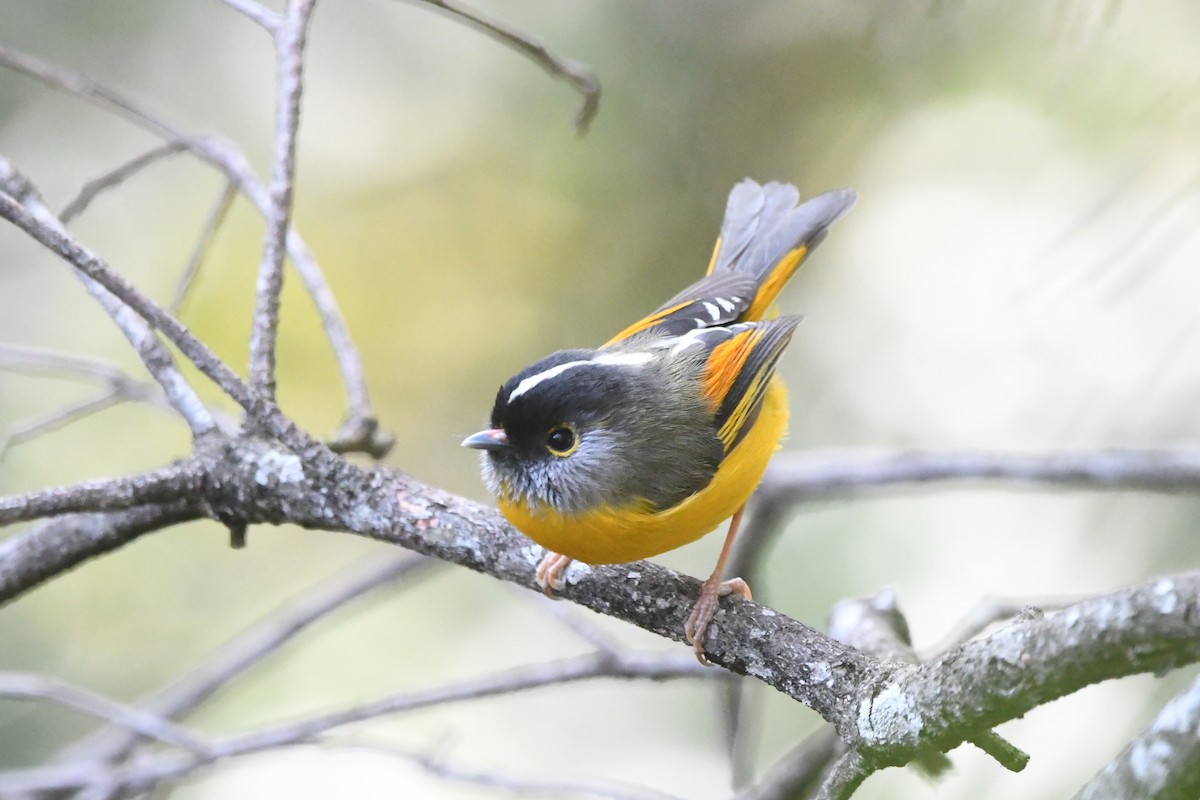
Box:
[701,328,762,447]
[742,245,808,321]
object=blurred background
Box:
[1,0,1199,797]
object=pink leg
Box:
[685,506,753,664]
[535,551,573,597]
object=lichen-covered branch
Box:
[0,503,201,606]
[1074,670,1200,799]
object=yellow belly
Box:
[498,379,789,564]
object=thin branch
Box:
[734,728,842,800]
[0,43,387,455]
[0,462,201,526]
[924,595,1074,661]
[1,650,708,796]
[0,503,200,607]
[418,0,601,133]
[215,649,706,754]
[0,345,207,457]
[0,344,149,386]
[0,673,208,755]
[172,179,239,315]
[1073,670,1200,800]
[0,158,218,439]
[58,142,186,223]
[759,449,1200,501]
[58,552,439,767]
[730,447,1200,600]
[813,751,870,800]
[214,0,282,31]
[348,739,689,800]
[0,190,327,462]
[1,388,125,459]
[523,589,625,657]
[247,0,319,404]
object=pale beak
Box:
[462,428,508,452]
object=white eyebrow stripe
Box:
[507,351,654,401]
[703,301,721,321]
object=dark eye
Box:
[546,425,578,456]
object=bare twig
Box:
[925,596,1074,659]
[759,449,1200,500]
[341,739,688,800]
[523,589,625,657]
[58,552,439,767]
[1074,670,1200,800]
[0,502,200,607]
[0,43,387,455]
[247,0,319,404]
[215,0,282,31]
[734,728,842,800]
[0,344,149,387]
[58,142,186,223]
[0,650,708,796]
[214,649,706,753]
[0,673,208,754]
[813,751,870,800]
[1,158,218,439]
[0,190,326,460]
[418,0,601,133]
[0,462,201,527]
[172,179,239,315]
[0,345,189,457]
[1,389,125,458]
[730,447,1200,599]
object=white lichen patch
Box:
[1061,606,1082,629]
[563,561,591,585]
[626,570,642,581]
[857,682,923,747]
[1092,592,1136,629]
[827,602,866,642]
[1152,680,1200,735]
[1129,739,1173,794]
[806,661,834,687]
[1153,577,1179,615]
[253,449,303,486]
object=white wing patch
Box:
[508,351,654,401]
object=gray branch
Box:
[1074,670,1200,799]
[2,437,1196,784]
[0,43,387,456]
[57,551,438,768]
[419,0,601,133]
[0,158,217,439]
[246,0,318,403]
[759,449,1200,500]
[0,503,201,606]
[0,463,201,527]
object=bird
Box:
[463,179,855,662]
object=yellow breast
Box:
[497,379,789,565]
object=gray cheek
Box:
[548,431,629,513]
[479,453,504,497]
[477,432,632,516]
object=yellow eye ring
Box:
[545,424,578,457]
